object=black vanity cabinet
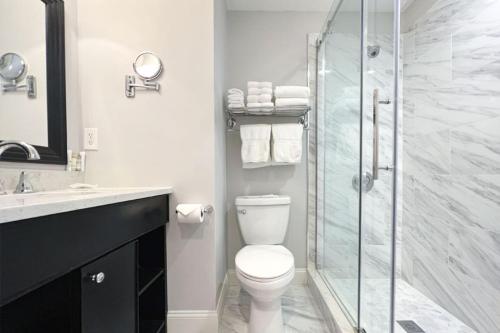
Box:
[81,242,137,333]
[0,194,169,333]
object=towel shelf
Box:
[226,106,310,131]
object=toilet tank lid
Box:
[235,194,290,206]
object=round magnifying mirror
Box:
[0,53,26,81]
[133,52,162,80]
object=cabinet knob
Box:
[89,272,106,284]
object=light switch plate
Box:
[84,128,99,150]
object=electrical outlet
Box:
[84,128,99,150]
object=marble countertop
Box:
[0,187,173,224]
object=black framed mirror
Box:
[0,0,67,164]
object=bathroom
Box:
[0,0,499,332]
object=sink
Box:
[0,187,173,224]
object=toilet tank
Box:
[235,195,291,245]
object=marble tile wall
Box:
[401,0,500,332]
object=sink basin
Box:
[0,187,173,223]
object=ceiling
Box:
[226,0,415,12]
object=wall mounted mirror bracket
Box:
[125,52,162,98]
[0,53,37,98]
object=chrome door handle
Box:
[373,89,380,180]
[89,272,106,284]
[372,89,391,180]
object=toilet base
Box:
[249,298,284,333]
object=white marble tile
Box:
[219,285,330,333]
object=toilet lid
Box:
[235,245,294,280]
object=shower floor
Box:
[325,276,476,333]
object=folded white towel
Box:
[240,124,271,164]
[271,124,303,164]
[247,81,259,89]
[275,86,310,98]
[260,81,272,89]
[247,102,262,108]
[228,88,244,96]
[247,81,273,90]
[248,87,273,95]
[228,102,245,109]
[247,94,273,103]
[275,98,310,108]
[258,94,273,103]
[228,95,244,102]
[246,95,259,103]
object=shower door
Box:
[316,0,363,325]
[317,0,399,332]
[359,0,399,332]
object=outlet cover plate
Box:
[84,128,99,150]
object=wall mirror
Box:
[133,52,163,80]
[0,53,27,81]
[0,0,67,164]
[126,52,162,97]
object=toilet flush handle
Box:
[238,209,247,215]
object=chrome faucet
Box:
[0,141,40,160]
[14,171,35,194]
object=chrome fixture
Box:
[367,45,381,58]
[372,89,391,180]
[125,52,163,97]
[352,172,374,193]
[0,53,37,98]
[0,141,40,160]
[89,272,106,284]
[14,171,35,194]
[226,106,310,131]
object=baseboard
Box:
[167,310,219,333]
[227,268,308,286]
[307,268,356,333]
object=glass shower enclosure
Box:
[316,0,399,332]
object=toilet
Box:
[234,195,295,333]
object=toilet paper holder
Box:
[175,205,214,214]
[203,205,214,214]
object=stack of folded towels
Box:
[227,88,245,110]
[274,86,310,109]
[246,81,274,112]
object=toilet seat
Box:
[235,245,294,283]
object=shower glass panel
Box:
[359,0,397,332]
[317,0,398,332]
[316,0,363,325]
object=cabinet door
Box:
[81,242,137,333]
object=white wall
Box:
[226,11,327,269]
[214,0,228,298]
[77,0,221,320]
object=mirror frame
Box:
[0,0,67,165]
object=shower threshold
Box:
[322,274,476,333]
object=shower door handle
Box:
[372,89,391,180]
[373,89,380,180]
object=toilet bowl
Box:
[235,245,294,333]
[235,194,294,333]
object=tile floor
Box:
[326,275,476,333]
[220,284,330,333]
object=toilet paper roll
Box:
[176,204,205,224]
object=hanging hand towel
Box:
[271,124,303,164]
[240,124,271,165]
[274,86,310,98]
